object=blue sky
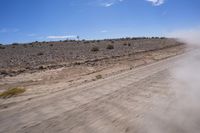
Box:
[0,0,200,44]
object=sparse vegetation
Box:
[0,70,8,75]
[106,44,114,50]
[38,65,46,69]
[37,52,44,56]
[0,87,26,99]
[84,41,90,44]
[23,44,28,48]
[0,38,180,77]
[0,45,5,49]
[91,46,99,52]
[91,40,96,43]
[96,75,102,79]
[110,40,114,43]
[12,43,19,45]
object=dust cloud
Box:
[141,28,200,133]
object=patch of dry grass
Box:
[91,46,99,52]
[0,87,26,99]
[96,75,102,79]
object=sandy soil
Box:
[0,45,185,108]
[0,40,189,133]
[0,47,188,133]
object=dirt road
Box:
[0,53,187,133]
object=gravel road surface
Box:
[0,52,188,133]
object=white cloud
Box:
[100,0,124,7]
[47,35,77,39]
[0,28,19,33]
[102,2,114,7]
[146,0,165,6]
[101,30,108,33]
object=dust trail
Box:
[169,28,200,46]
[141,28,200,133]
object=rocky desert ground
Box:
[0,38,185,97]
[0,38,185,104]
[0,38,187,133]
[0,38,182,76]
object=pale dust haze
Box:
[142,28,200,133]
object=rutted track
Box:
[0,53,187,133]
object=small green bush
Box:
[106,44,114,50]
[0,46,5,49]
[84,41,90,44]
[12,43,19,45]
[96,75,102,79]
[12,43,19,46]
[110,40,114,43]
[38,65,47,70]
[91,46,99,52]
[23,44,28,48]
[37,52,44,56]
